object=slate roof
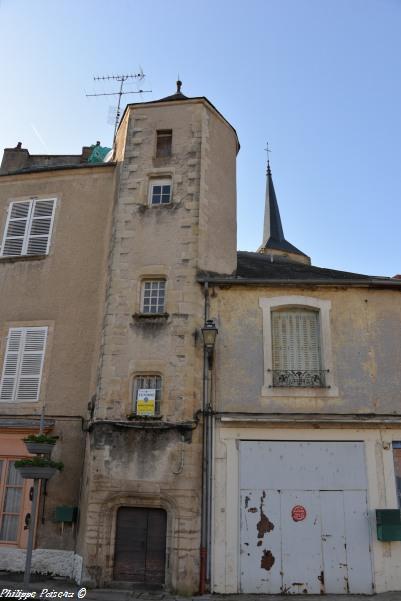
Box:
[198,251,401,287]
[261,164,308,257]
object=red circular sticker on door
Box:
[291,505,307,522]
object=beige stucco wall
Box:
[0,165,116,558]
[209,284,401,414]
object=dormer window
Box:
[156,130,172,158]
[149,179,172,206]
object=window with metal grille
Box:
[141,280,166,314]
[0,460,25,543]
[156,130,172,158]
[1,199,56,257]
[393,443,401,508]
[0,327,48,402]
[133,375,162,415]
[149,179,172,206]
[271,309,325,387]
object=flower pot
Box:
[24,441,55,455]
[16,466,57,480]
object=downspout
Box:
[199,282,210,594]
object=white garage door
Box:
[239,441,373,595]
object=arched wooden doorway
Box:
[114,507,167,585]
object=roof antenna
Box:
[86,71,152,143]
[264,141,272,174]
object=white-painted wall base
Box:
[0,549,83,583]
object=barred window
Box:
[133,375,162,415]
[141,280,166,314]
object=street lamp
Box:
[201,319,218,369]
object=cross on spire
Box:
[264,141,272,173]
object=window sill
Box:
[126,413,163,421]
[0,254,47,264]
[261,384,339,398]
[132,312,169,320]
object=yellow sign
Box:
[137,389,156,416]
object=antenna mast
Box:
[86,71,151,141]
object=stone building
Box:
[1,84,401,595]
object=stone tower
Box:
[79,83,238,592]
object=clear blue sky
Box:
[1,0,400,276]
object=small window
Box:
[393,443,401,508]
[133,375,162,415]
[156,130,172,158]
[149,179,172,206]
[0,327,48,402]
[271,309,325,387]
[1,199,56,258]
[0,459,26,543]
[141,280,166,314]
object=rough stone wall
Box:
[81,99,237,592]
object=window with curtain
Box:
[0,460,25,543]
[271,308,325,387]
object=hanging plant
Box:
[23,434,58,455]
[15,457,64,480]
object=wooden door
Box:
[114,507,167,584]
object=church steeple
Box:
[259,156,310,265]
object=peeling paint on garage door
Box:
[239,441,373,595]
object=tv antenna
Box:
[86,71,151,141]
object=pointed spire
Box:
[259,150,309,263]
[262,161,285,246]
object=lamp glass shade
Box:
[201,321,218,348]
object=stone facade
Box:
[79,97,238,592]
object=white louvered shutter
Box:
[0,327,47,402]
[1,202,31,257]
[272,310,321,371]
[0,329,23,401]
[26,199,55,255]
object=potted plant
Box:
[15,457,64,480]
[23,433,58,455]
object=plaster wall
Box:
[0,166,116,557]
[212,423,401,594]
[0,167,116,416]
[209,285,401,414]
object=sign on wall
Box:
[137,389,156,416]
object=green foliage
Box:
[15,457,64,470]
[24,434,57,444]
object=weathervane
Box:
[86,71,152,142]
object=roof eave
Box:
[197,276,401,288]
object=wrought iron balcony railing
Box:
[270,369,329,388]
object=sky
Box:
[0,0,400,276]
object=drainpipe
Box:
[199,282,210,594]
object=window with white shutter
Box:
[1,199,56,257]
[0,327,48,402]
[271,309,324,387]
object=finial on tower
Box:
[176,79,182,94]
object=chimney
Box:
[0,142,30,174]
